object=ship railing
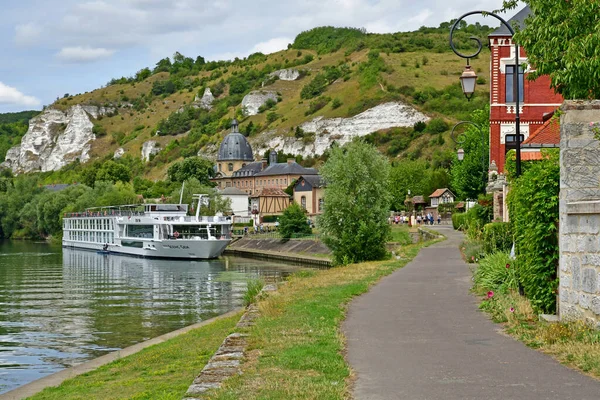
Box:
[64,210,145,218]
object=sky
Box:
[0,0,516,113]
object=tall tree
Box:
[500,0,600,99]
[319,140,391,265]
[450,107,489,200]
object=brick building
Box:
[488,6,563,173]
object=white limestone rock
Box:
[195,88,214,110]
[113,148,125,159]
[141,141,161,162]
[241,91,278,116]
[269,69,300,81]
[254,102,430,158]
[80,105,116,118]
[1,104,101,174]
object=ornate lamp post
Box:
[450,11,522,177]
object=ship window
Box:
[122,240,144,248]
[127,225,154,239]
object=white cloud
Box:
[14,22,42,46]
[56,46,115,63]
[0,82,40,106]
[250,37,293,55]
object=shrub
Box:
[278,203,312,240]
[92,124,107,137]
[452,212,467,230]
[482,222,513,255]
[473,251,518,294]
[462,240,484,263]
[331,98,342,109]
[425,118,449,134]
[305,96,330,115]
[506,149,560,313]
[413,121,426,132]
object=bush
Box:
[305,96,330,115]
[278,203,312,240]
[425,118,449,134]
[507,149,559,313]
[482,222,513,255]
[452,212,467,230]
[473,251,518,295]
[413,121,426,133]
[243,279,265,306]
[92,124,107,137]
[331,98,342,109]
[462,240,484,263]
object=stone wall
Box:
[559,100,600,325]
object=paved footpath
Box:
[344,226,600,400]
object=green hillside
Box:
[43,23,490,181]
[0,110,40,162]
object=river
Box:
[0,240,302,394]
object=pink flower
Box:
[506,263,510,269]
[471,256,475,261]
[510,307,515,313]
[487,291,494,299]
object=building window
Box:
[505,65,524,103]
[318,198,324,211]
[301,196,306,210]
[228,163,234,171]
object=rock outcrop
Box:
[113,148,125,159]
[141,141,161,162]
[1,104,113,174]
[194,88,215,110]
[268,69,300,81]
[257,102,430,158]
[241,91,278,116]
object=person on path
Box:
[437,215,441,224]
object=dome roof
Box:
[217,120,254,162]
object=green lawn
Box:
[28,313,241,400]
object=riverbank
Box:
[15,235,439,399]
[225,237,332,267]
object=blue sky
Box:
[0,0,510,113]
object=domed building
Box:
[215,119,254,177]
[212,120,319,202]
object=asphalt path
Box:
[343,225,600,400]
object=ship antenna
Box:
[179,181,185,204]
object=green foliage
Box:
[292,26,366,54]
[279,203,312,240]
[300,65,348,99]
[424,118,449,134]
[168,178,229,215]
[243,279,265,306]
[388,159,451,211]
[450,106,490,200]
[0,110,39,124]
[81,161,132,187]
[464,201,493,240]
[319,140,391,265]
[92,124,107,137]
[358,51,388,90]
[482,222,513,255]
[507,149,559,313]
[331,98,342,109]
[167,156,214,184]
[473,251,518,294]
[305,96,331,116]
[462,239,485,264]
[452,212,466,230]
[509,0,600,99]
[413,121,426,132]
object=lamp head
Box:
[457,148,465,161]
[459,64,478,101]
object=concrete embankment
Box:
[225,237,332,267]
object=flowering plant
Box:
[590,122,600,140]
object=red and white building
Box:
[488,6,563,173]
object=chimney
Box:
[287,158,294,165]
[261,158,268,170]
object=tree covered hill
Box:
[0,110,40,163]
[24,22,490,182]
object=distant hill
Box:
[0,110,39,124]
[8,23,491,180]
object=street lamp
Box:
[451,121,486,176]
[450,10,522,177]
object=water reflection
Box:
[0,242,300,394]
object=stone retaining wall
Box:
[559,100,600,325]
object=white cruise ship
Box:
[62,201,232,259]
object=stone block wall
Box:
[559,100,600,325]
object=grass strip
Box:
[27,313,241,400]
[206,240,438,400]
[477,290,600,377]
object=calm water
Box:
[0,241,302,394]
